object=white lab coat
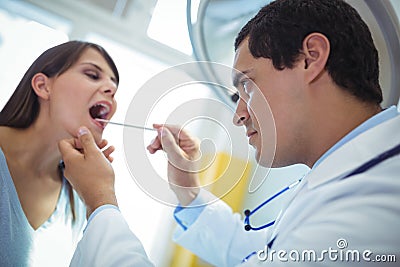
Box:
[174,114,400,266]
[70,208,154,267]
[70,114,400,267]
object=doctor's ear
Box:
[302,33,330,83]
[31,73,51,100]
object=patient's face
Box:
[46,48,118,144]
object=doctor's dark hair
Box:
[0,40,119,128]
[234,0,382,104]
[0,40,119,223]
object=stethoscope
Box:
[243,142,400,232]
[243,178,301,231]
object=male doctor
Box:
[59,0,400,266]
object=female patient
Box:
[0,41,118,266]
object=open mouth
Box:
[89,102,111,128]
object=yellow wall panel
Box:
[170,152,253,267]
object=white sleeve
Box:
[173,190,268,267]
[70,208,154,267]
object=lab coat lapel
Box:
[265,177,308,247]
[306,114,400,189]
[266,114,400,248]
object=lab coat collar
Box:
[306,114,400,189]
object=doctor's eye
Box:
[240,79,252,96]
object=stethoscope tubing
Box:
[244,142,400,232]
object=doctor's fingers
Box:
[58,138,83,160]
[146,127,180,155]
[98,139,108,149]
[58,129,101,164]
[58,138,86,180]
[76,127,103,157]
[146,124,169,154]
[102,145,115,163]
[162,127,200,160]
[147,135,162,154]
[157,127,190,163]
[154,124,194,141]
[96,138,115,162]
[154,124,200,151]
[146,125,171,153]
[147,125,200,158]
[74,138,107,151]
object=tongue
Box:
[89,105,103,119]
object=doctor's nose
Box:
[233,98,250,126]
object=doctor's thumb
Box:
[77,127,98,154]
[159,127,182,160]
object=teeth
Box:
[90,103,111,120]
[97,103,110,114]
[98,104,110,116]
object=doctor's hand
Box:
[147,124,201,206]
[58,126,118,218]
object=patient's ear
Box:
[302,32,330,83]
[31,73,50,100]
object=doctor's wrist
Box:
[173,187,200,207]
[84,189,119,218]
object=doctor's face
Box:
[232,38,306,167]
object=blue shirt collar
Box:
[312,105,399,169]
